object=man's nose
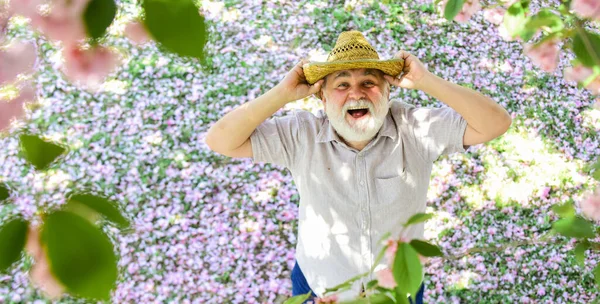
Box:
[348,84,366,100]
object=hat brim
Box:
[302,59,404,85]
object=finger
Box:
[308,79,324,94]
[384,74,401,87]
[394,50,408,59]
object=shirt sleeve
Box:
[411,106,468,162]
[250,111,305,169]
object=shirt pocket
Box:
[374,170,416,206]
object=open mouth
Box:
[347,106,370,119]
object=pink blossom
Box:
[124,21,151,45]
[0,40,38,85]
[564,64,600,95]
[7,0,46,19]
[31,0,90,45]
[524,39,560,72]
[0,86,35,131]
[537,287,546,296]
[483,7,506,25]
[375,268,396,289]
[453,0,481,23]
[0,1,11,41]
[384,238,398,265]
[315,294,339,303]
[580,189,600,221]
[570,0,600,20]
[25,226,65,299]
[564,65,594,83]
[62,44,120,89]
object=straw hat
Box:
[302,31,404,85]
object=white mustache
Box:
[341,99,375,114]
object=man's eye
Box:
[338,83,348,87]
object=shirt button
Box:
[359,180,365,186]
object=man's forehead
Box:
[330,68,383,79]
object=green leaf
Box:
[333,9,347,21]
[589,157,600,181]
[19,134,66,171]
[552,216,595,239]
[0,218,28,273]
[394,289,411,304]
[409,239,443,257]
[143,0,208,59]
[340,294,395,304]
[393,243,423,297]
[551,202,575,218]
[0,183,9,202]
[42,211,117,301]
[68,194,130,229]
[594,264,600,288]
[443,0,464,21]
[503,0,530,39]
[370,244,387,273]
[283,292,312,304]
[574,240,590,267]
[324,271,366,293]
[525,9,563,33]
[404,213,433,227]
[366,279,378,289]
[83,0,117,40]
[573,30,600,67]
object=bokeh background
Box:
[1,0,600,303]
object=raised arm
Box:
[205,60,323,158]
[383,50,511,146]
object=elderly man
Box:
[206,31,511,302]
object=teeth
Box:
[347,106,369,110]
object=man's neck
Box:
[340,136,373,151]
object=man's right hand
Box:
[275,59,324,103]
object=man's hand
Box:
[275,59,324,103]
[383,51,431,90]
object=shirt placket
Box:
[356,152,372,289]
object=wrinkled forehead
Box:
[326,68,385,81]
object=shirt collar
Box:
[316,109,398,143]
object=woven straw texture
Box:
[303,31,404,84]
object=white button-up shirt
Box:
[251,100,467,300]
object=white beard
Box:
[325,96,389,142]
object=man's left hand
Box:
[384,50,431,90]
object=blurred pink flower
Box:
[7,0,46,18]
[62,44,120,89]
[524,39,560,72]
[0,86,35,131]
[580,189,600,221]
[564,64,600,95]
[25,225,65,299]
[483,7,506,24]
[0,1,11,40]
[124,21,151,45]
[31,0,90,45]
[0,40,38,85]
[315,294,338,303]
[384,238,398,265]
[453,0,481,23]
[375,268,396,289]
[570,0,600,20]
